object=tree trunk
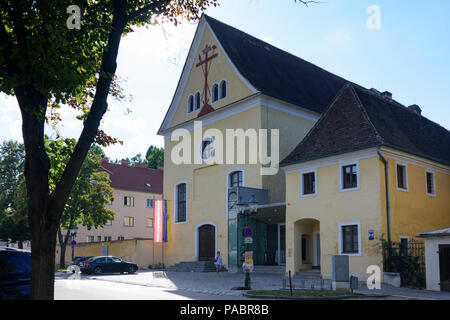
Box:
[13,0,127,300]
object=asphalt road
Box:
[54,279,248,300]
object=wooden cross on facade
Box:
[196,44,218,117]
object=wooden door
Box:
[198,225,215,261]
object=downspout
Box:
[377,147,392,250]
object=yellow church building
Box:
[157,14,450,277]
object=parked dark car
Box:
[0,247,31,300]
[80,256,138,275]
[72,256,94,267]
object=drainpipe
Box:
[377,147,392,251]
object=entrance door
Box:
[198,224,215,261]
[439,245,450,292]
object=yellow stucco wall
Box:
[162,107,265,267]
[285,148,450,280]
[168,24,254,129]
[285,154,384,280]
[382,153,450,243]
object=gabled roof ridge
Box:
[280,83,357,166]
[347,85,385,146]
[356,86,450,133]
[203,14,352,89]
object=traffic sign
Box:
[71,240,76,246]
[244,237,253,244]
[243,227,253,238]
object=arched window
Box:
[195,92,201,110]
[188,95,194,113]
[212,83,219,103]
[229,170,243,188]
[220,80,227,99]
[175,183,187,223]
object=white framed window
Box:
[87,236,94,243]
[201,137,215,161]
[146,218,154,228]
[219,79,227,99]
[187,94,194,113]
[212,83,219,103]
[195,91,201,110]
[396,162,408,191]
[147,199,155,208]
[300,168,317,197]
[118,236,125,241]
[425,170,436,196]
[339,161,360,192]
[124,196,135,207]
[338,222,361,256]
[104,236,112,242]
[97,236,102,242]
[174,181,188,224]
[105,220,112,226]
[123,216,135,227]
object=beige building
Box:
[73,159,163,244]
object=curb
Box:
[243,293,361,300]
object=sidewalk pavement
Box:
[56,270,450,300]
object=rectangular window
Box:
[104,236,112,242]
[342,164,358,189]
[426,172,435,195]
[87,236,94,243]
[118,236,125,241]
[147,199,154,208]
[342,225,359,254]
[123,216,135,227]
[105,220,112,226]
[124,196,135,207]
[400,238,409,256]
[230,171,243,188]
[97,236,102,242]
[146,218,153,228]
[302,172,316,195]
[397,164,407,190]
[176,183,187,223]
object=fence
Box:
[383,239,426,288]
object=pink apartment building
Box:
[74,159,163,244]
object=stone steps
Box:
[295,269,321,279]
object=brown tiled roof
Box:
[280,84,450,166]
[99,159,163,194]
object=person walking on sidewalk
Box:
[214,251,223,274]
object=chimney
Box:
[134,163,148,168]
[157,166,164,171]
[408,104,422,116]
[101,157,109,163]
[381,91,392,100]
[370,88,381,95]
[121,159,129,166]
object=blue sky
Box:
[1,0,449,160]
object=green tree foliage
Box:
[0,0,219,299]
[146,145,164,169]
[0,141,29,248]
[46,138,115,268]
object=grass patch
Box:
[247,290,363,298]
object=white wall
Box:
[424,236,450,291]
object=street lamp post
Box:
[236,195,258,290]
